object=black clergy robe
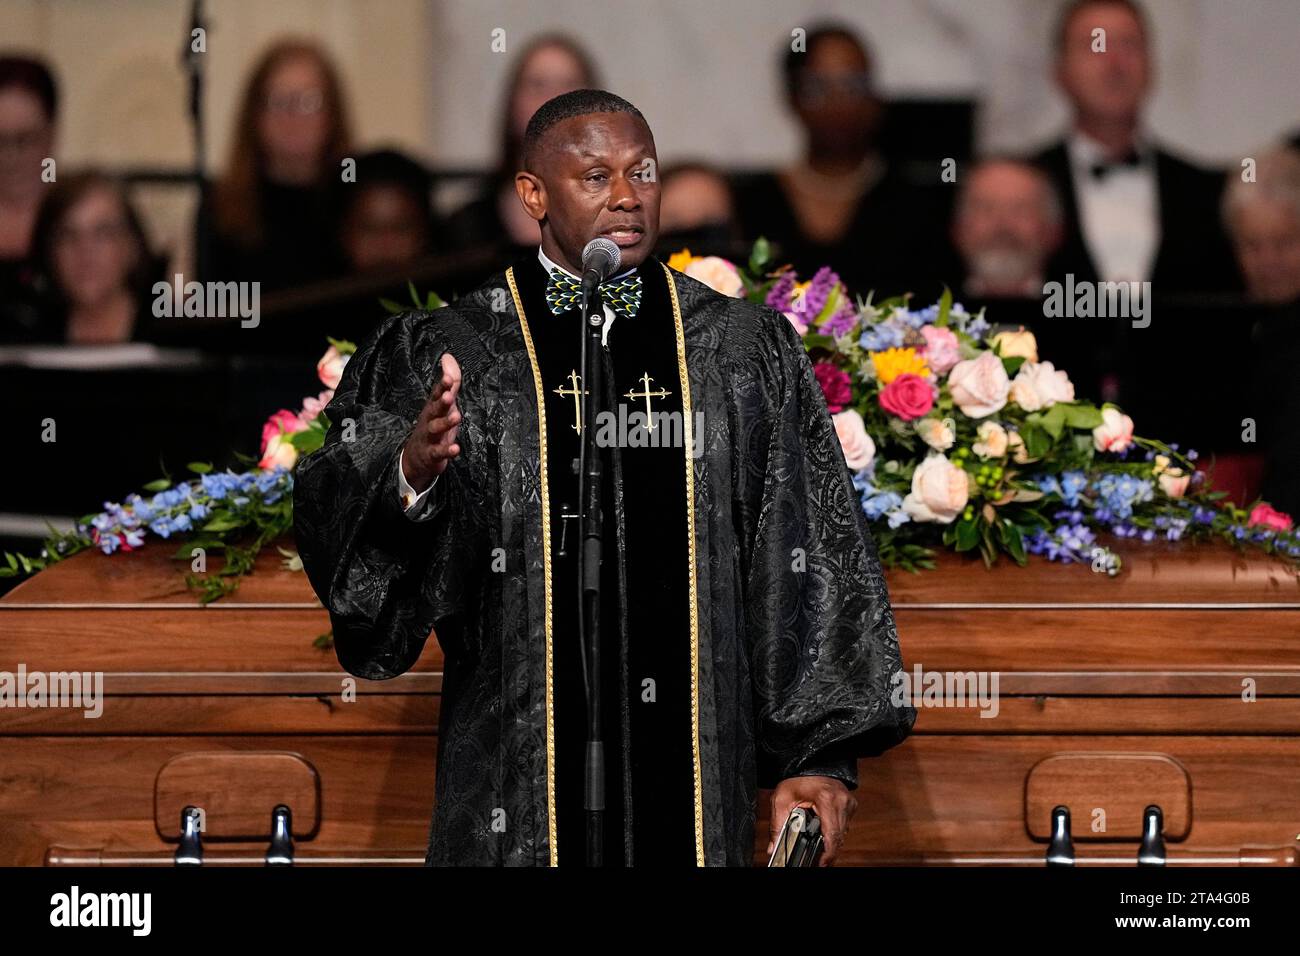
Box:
[293,254,916,866]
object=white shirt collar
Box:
[537,245,636,280]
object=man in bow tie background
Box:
[293,88,914,867]
[1030,0,1237,296]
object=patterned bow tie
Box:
[546,269,643,320]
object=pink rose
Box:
[317,345,348,390]
[814,362,853,414]
[1158,470,1190,498]
[684,256,744,297]
[300,389,334,423]
[878,372,934,421]
[919,324,960,376]
[832,409,876,470]
[784,310,809,336]
[1092,406,1135,453]
[1248,503,1294,532]
[259,409,307,469]
[948,350,1011,418]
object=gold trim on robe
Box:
[507,266,559,867]
[661,262,706,867]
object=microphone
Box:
[579,238,622,308]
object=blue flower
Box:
[863,491,904,521]
[859,322,905,351]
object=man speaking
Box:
[293,90,915,867]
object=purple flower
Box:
[765,272,796,311]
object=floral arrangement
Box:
[668,240,1300,573]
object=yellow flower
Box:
[870,347,930,385]
[667,249,698,272]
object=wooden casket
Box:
[1,536,1298,866]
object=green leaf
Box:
[1022,423,1053,458]
[936,285,952,327]
[379,297,405,314]
[141,478,171,492]
[1060,402,1103,430]
[1003,521,1027,564]
[954,517,979,551]
[1031,404,1068,440]
[748,237,772,275]
[1001,355,1026,378]
[186,461,213,475]
[424,291,446,310]
[201,516,244,533]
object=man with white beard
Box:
[951,159,1063,300]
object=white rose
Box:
[832,409,876,470]
[947,350,1011,418]
[973,421,1008,459]
[1011,361,1075,412]
[902,453,970,524]
[684,256,744,297]
[990,327,1039,363]
[915,416,955,451]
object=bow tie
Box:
[1089,150,1143,179]
[546,268,643,320]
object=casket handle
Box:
[175,806,203,866]
[265,804,294,866]
[1046,805,1074,867]
[1137,805,1166,867]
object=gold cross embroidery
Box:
[624,372,671,430]
[553,369,589,433]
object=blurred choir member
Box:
[951,159,1063,299]
[1221,146,1300,305]
[1033,0,1237,293]
[199,39,353,292]
[0,55,57,340]
[656,161,738,253]
[732,23,933,296]
[30,171,160,345]
[445,34,596,258]
[1223,147,1300,519]
[340,148,437,273]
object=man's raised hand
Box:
[402,352,462,492]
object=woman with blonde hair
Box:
[198,38,352,291]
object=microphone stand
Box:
[577,284,606,867]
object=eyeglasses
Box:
[263,90,325,116]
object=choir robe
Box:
[292,253,916,866]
